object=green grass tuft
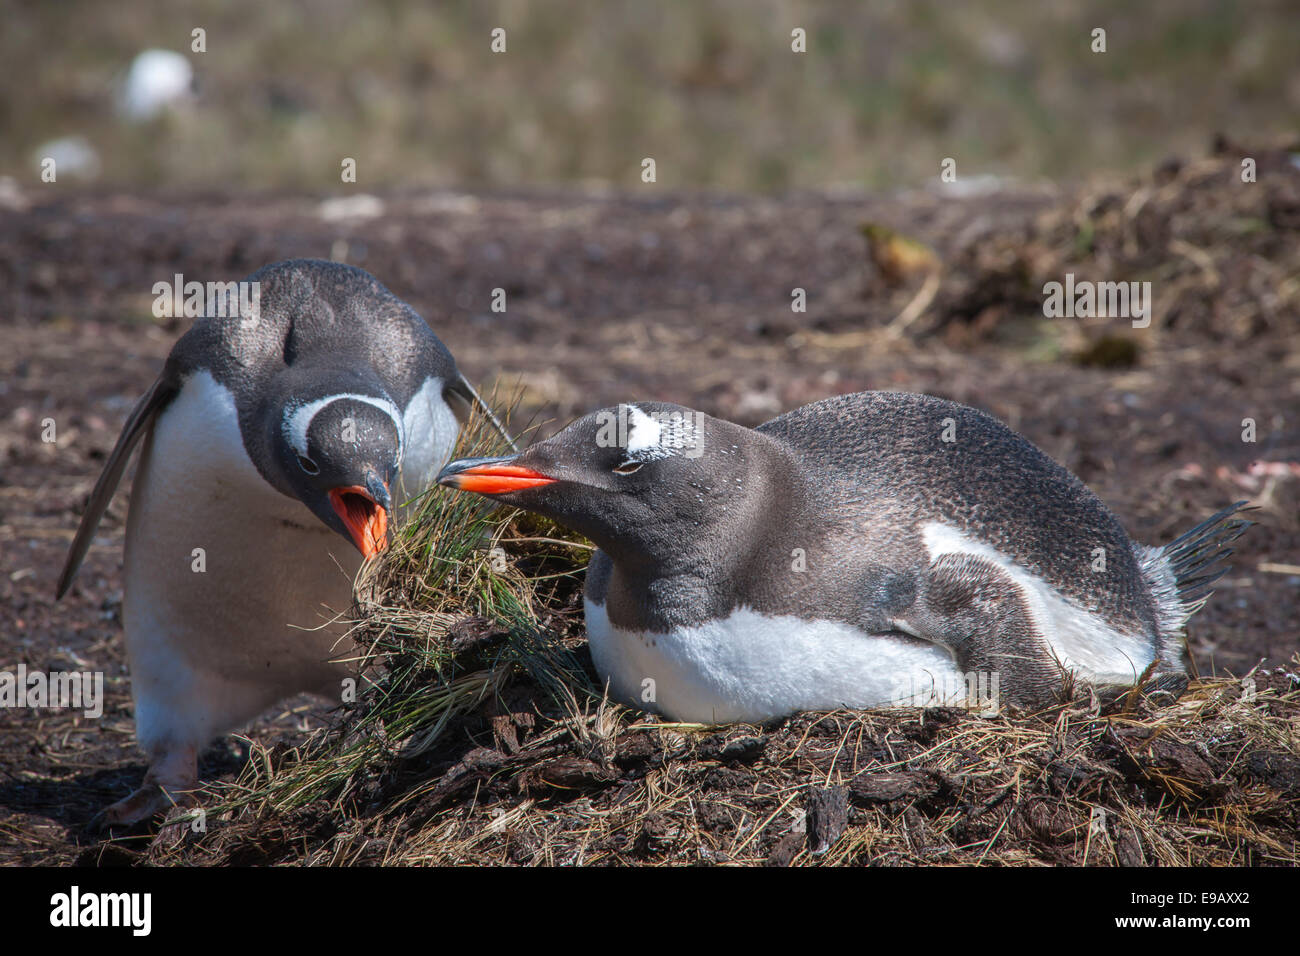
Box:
[200,391,592,820]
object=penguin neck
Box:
[602,432,810,631]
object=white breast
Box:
[123,370,361,751]
[585,599,969,725]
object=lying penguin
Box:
[59,258,509,824]
[439,393,1248,724]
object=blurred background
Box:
[4,0,1299,192]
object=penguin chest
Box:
[123,371,360,696]
[395,377,458,510]
[584,599,968,724]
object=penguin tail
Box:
[1137,500,1254,649]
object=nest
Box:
[136,404,1300,867]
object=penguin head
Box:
[279,394,403,558]
[438,403,761,568]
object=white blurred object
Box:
[31,136,102,180]
[0,176,29,211]
[934,174,1013,198]
[118,49,194,121]
[318,194,386,221]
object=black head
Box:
[275,393,402,557]
[438,403,776,570]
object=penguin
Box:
[58,258,510,824]
[438,392,1249,724]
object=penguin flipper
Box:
[906,552,1066,707]
[56,373,178,598]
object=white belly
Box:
[584,599,969,725]
[123,371,362,749]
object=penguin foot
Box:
[88,740,202,833]
[89,783,195,832]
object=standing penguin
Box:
[439,393,1249,724]
[59,259,508,824]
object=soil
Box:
[1,140,1297,864]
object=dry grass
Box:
[359,672,1300,867]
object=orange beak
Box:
[328,485,389,559]
[437,459,557,496]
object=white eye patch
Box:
[625,405,662,455]
[623,405,701,462]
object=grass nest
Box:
[141,405,1300,867]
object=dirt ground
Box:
[1,142,1297,864]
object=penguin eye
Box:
[613,460,643,475]
[297,454,320,475]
